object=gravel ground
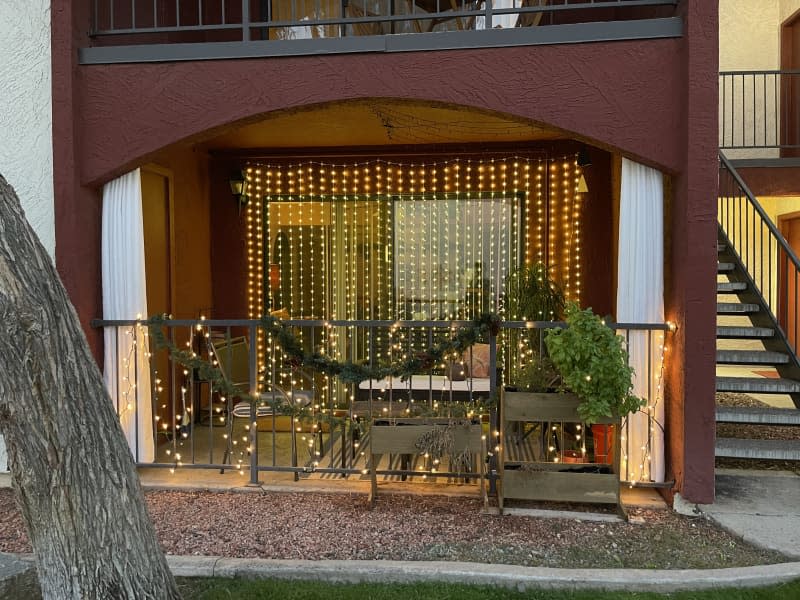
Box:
[0,488,789,570]
[715,392,800,474]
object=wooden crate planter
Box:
[499,390,620,510]
[368,417,486,505]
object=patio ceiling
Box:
[199,99,563,150]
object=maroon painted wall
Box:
[209,158,249,319]
[52,0,104,361]
[77,39,685,186]
[663,0,718,504]
[736,166,800,197]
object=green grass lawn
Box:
[178,578,800,600]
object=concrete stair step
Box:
[717,302,759,314]
[716,376,800,394]
[716,326,774,338]
[718,262,735,272]
[718,243,726,253]
[717,282,747,293]
[716,405,800,425]
[716,350,789,365]
[716,438,800,460]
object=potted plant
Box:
[545,302,644,464]
[502,262,565,385]
[503,262,565,322]
[498,302,641,510]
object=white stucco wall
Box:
[0,0,54,472]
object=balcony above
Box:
[81,0,681,64]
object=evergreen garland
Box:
[146,313,500,423]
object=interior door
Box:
[141,168,173,429]
[781,11,800,155]
[778,212,800,349]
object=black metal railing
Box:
[719,70,800,150]
[90,0,678,41]
[94,316,668,486]
[718,152,800,358]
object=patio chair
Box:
[208,335,314,472]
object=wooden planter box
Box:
[499,390,620,510]
[368,417,485,505]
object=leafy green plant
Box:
[545,302,643,423]
[512,354,561,393]
[503,263,565,385]
[503,263,565,321]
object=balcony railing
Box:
[94,316,668,487]
[719,70,800,152]
[82,0,681,63]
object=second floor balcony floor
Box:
[82,0,682,64]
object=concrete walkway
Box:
[697,469,800,559]
[2,552,798,595]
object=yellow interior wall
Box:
[720,195,800,314]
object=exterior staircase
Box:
[716,239,800,462]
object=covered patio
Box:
[94,100,670,499]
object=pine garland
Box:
[258,312,500,385]
[146,313,500,423]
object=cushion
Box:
[462,343,490,378]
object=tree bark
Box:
[0,175,181,599]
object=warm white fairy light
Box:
[243,156,585,414]
[573,159,583,303]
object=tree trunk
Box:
[0,175,181,599]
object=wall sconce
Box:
[577,148,591,193]
[577,173,589,194]
[229,170,249,212]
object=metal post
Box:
[488,331,498,496]
[242,0,251,41]
[249,323,259,485]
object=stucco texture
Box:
[79,38,685,185]
[0,0,54,472]
[0,0,54,255]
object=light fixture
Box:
[577,174,589,194]
[229,170,249,211]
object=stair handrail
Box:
[718,150,800,358]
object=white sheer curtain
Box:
[617,157,665,483]
[102,169,154,463]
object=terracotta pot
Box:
[561,450,584,463]
[591,424,614,464]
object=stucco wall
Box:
[719,0,800,159]
[780,0,800,24]
[0,1,55,253]
[720,0,779,71]
[0,0,54,472]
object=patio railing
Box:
[719,70,800,151]
[93,317,669,487]
[718,152,800,360]
[82,1,681,63]
[92,0,678,38]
